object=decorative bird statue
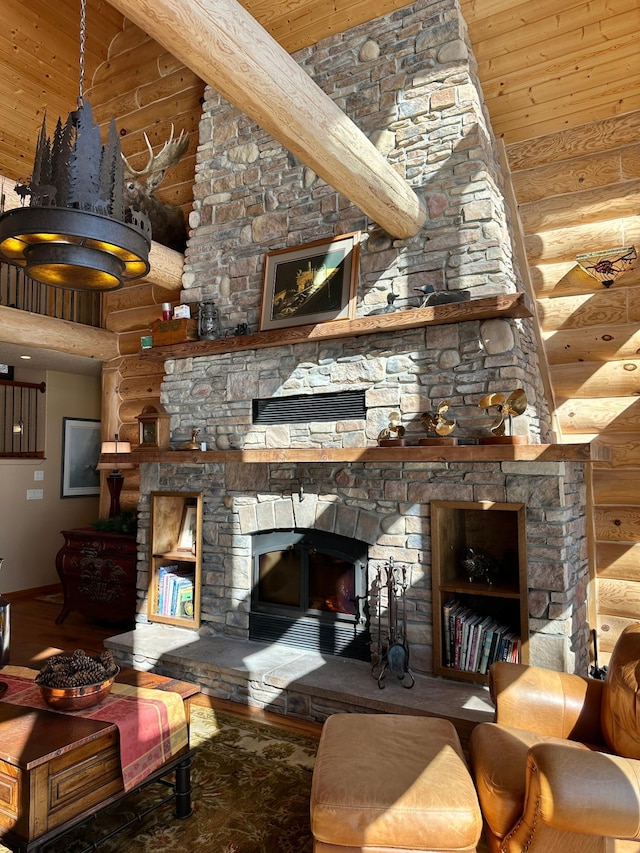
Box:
[378,411,405,441]
[478,389,527,436]
[368,291,399,315]
[461,547,501,584]
[420,400,455,436]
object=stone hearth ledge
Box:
[105,623,494,748]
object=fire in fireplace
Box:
[249,529,370,659]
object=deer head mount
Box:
[122,126,189,252]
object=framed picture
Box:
[0,364,14,381]
[259,231,360,331]
[60,418,101,498]
[177,505,198,553]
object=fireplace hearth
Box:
[249,529,370,659]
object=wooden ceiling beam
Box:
[107,0,426,239]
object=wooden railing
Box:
[0,379,46,458]
[0,262,102,327]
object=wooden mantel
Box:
[139,293,532,361]
[101,442,611,467]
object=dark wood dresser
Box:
[55,528,137,626]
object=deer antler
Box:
[122,125,189,181]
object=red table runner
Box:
[1,666,188,791]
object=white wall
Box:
[0,368,101,593]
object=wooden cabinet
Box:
[431,501,529,684]
[55,529,137,626]
[148,491,202,628]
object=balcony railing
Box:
[0,379,46,458]
[0,261,102,326]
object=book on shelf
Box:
[441,600,520,674]
[442,598,460,667]
[157,565,194,617]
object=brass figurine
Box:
[178,427,201,451]
[378,411,405,441]
[478,389,527,436]
[420,400,455,436]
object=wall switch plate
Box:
[26,489,43,500]
[34,470,44,481]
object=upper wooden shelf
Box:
[101,442,611,466]
[138,293,532,360]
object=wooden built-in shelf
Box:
[100,442,610,467]
[137,293,533,360]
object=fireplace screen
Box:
[250,529,370,659]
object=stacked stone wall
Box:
[138,459,590,676]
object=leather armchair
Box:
[469,623,640,853]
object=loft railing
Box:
[0,379,46,458]
[0,262,102,327]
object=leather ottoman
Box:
[310,713,482,853]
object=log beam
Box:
[107,0,426,239]
[0,305,118,361]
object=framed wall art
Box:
[60,417,101,498]
[259,232,360,331]
[177,505,198,553]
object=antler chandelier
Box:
[0,0,150,291]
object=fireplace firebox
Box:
[249,529,370,659]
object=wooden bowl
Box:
[38,667,119,711]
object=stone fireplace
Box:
[109,0,597,717]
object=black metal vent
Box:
[250,613,371,660]
[252,390,366,424]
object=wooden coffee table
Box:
[0,668,199,853]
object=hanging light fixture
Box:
[576,246,637,288]
[0,0,151,292]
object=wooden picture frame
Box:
[61,418,101,498]
[259,232,360,331]
[177,505,198,553]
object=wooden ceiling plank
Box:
[507,110,640,171]
[107,0,426,239]
[487,65,640,123]
[249,0,414,49]
[518,179,640,234]
[492,89,640,145]
[480,34,639,103]
[461,0,592,39]
[466,0,636,63]
[476,12,638,87]
[263,0,416,51]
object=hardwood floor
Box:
[7,589,323,737]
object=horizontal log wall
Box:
[506,107,640,660]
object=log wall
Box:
[506,108,640,661]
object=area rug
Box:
[0,706,318,853]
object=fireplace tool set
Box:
[371,556,414,689]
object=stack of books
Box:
[157,565,194,618]
[442,599,520,675]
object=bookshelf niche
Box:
[148,491,203,628]
[431,500,529,684]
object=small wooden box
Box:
[151,319,198,346]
